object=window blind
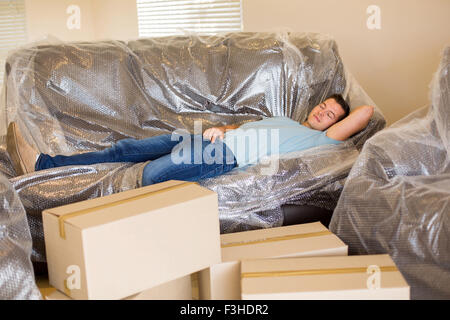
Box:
[137,0,242,38]
[0,0,27,85]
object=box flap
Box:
[241,254,397,274]
[43,180,189,218]
[221,222,327,248]
[241,254,410,294]
[42,180,216,239]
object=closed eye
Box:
[327,111,335,119]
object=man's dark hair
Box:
[326,93,350,120]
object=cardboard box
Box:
[45,275,193,300]
[241,254,410,300]
[198,222,348,300]
[43,180,221,300]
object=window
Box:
[137,0,242,38]
[0,0,27,85]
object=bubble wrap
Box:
[0,32,385,265]
[329,46,450,299]
[0,172,41,299]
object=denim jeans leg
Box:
[35,133,187,170]
[141,135,237,186]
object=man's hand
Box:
[203,127,226,143]
[326,105,374,141]
[203,124,240,143]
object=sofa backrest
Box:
[4,32,383,155]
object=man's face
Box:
[306,98,346,131]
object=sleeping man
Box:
[7,94,374,186]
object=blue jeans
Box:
[35,133,237,186]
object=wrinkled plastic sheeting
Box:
[10,162,147,263]
[329,47,450,299]
[0,136,15,179]
[0,32,384,263]
[432,47,450,153]
[0,172,41,299]
[200,141,360,232]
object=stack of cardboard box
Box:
[41,180,219,300]
[40,180,410,300]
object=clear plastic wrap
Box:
[329,46,450,299]
[0,172,41,299]
[0,32,385,264]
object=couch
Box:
[0,32,385,273]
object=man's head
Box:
[303,94,350,131]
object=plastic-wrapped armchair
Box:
[0,32,385,269]
[329,46,450,299]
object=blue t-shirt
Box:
[222,116,342,167]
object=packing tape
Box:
[63,279,71,296]
[221,230,332,248]
[58,181,195,239]
[241,265,399,278]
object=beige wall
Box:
[24,0,138,43]
[243,0,450,125]
[21,0,450,125]
[25,0,95,42]
[91,0,138,41]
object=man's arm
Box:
[326,105,374,141]
[203,124,240,143]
